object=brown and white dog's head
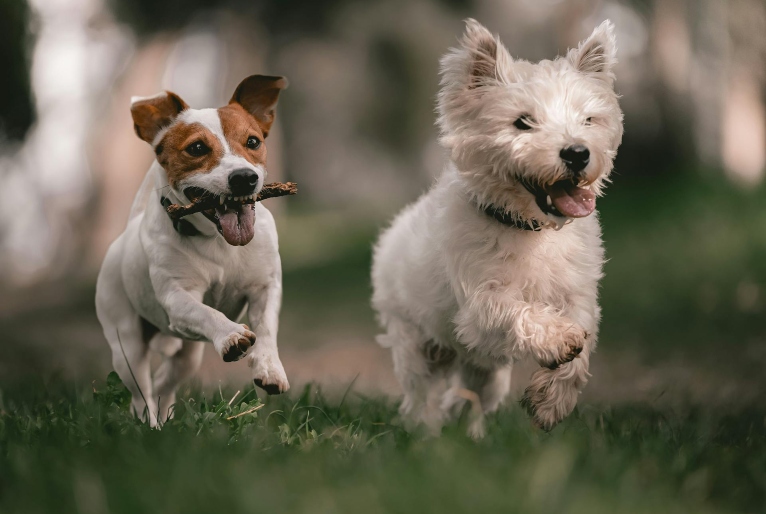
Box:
[131,75,287,246]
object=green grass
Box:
[1,373,764,514]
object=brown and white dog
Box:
[96,75,290,426]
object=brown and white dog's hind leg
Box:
[96,249,158,426]
[246,278,289,395]
[152,338,205,422]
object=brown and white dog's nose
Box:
[560,145,590,174]
[228,168,259,196]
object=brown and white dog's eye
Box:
[185,141,210,157]
[246,136,261,150]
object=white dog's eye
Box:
[584,117,594,126]
[513,115,534,131]
[246,136,261,150]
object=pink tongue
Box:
[217,204,255,246]
[544,181,596,218]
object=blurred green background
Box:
[0,0,766,512]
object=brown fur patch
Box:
[131,92,188,143]
[155,122,224,188]
[228,75,288,138]
[218,103,268,167]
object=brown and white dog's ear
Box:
[130,91,188,144]
[229,75,288,138]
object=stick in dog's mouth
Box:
[165,182,298,222]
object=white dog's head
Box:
[438,19,623,228]
[130,75,287,245]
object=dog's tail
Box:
[128,168,155,221]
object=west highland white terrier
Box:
[371,19,623,436]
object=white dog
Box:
[372,20,623,436]
[96,75,290,426]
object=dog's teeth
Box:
[546,195,552,206]
[219,196,224,205]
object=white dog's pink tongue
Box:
[544,181,596,218]
[217,204,255,246]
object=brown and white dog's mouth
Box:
[523,179,596,219]
[184,187,256,246]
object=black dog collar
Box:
[482,204,542,231]
[160,196,202,236]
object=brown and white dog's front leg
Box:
[158,285,256,362]
[246,278,289,395]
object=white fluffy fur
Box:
[372,19,623,436]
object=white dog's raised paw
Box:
[536,322,587,370]
[520,367,579,432]
[250,352,289,395]
[520,390,555,432]
[216,325,256,362]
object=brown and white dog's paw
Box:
[215,324,256,362]
[534,320,587,370]
[249,351,289,395]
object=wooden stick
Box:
[165,182,298,221]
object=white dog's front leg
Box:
[158,285,256,362]
[246,279,289,395]
[455,293,586,369]
[508,302,588,369]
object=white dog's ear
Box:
[229,75,288,138]
[130,91,188,144]
[568,20,617,84]
[459,18,513,88]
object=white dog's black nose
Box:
[560,145,590,174]
[228,168,259,195]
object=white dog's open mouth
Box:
[184,187,256,246]
[526,179,596,218]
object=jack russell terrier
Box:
[96,75,290,426]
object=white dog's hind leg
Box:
[521,350,590,431]
[442,362,513,439]
[382,320,451,435]
[152,338,205,422]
